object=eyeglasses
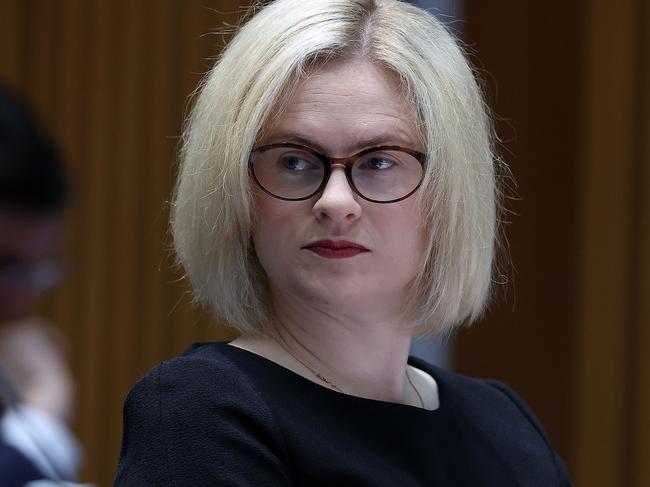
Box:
[249,143,426,203]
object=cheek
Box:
[251,202,275,264]
[251,197,301,273]
[378,202,425,248]
[253,193,287,232]
[377,207,427,278]
[251,222,280,290]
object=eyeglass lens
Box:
[251,146,423,202]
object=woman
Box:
[115,0,572,485]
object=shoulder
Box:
[411,359,572,486]
[116,342,292,486]
[123,342,281,439]
[139,341,249,384]
[420,362,546,439]
[128,342,254,402]
[413,359,541,422]
[426,364,552,443]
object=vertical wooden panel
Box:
[572,0,645,485]
[635,147,650,486]
[137,0,176,378]
[52,3,91,479]
[52,0,86,369]
[76,0,116,481]
[101,0,146,481]
[0,2,25,87]
[632,3,650,485]
[23,0,58,128]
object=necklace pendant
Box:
[315,372,330,383]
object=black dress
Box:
[115,342,572,486]
[0,371,48,486]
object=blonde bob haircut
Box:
[172,0,502,338]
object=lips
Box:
[302,239,370,259]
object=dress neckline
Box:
[209,341,443,413]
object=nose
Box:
[312,166,362,223]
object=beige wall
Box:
[1,1,648,486]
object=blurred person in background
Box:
[0,86,83,486]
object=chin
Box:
[302,281,393,309]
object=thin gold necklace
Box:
[406,367,425,408]
[269,331,424,408]
[270,330,344,393]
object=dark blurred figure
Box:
[0,86,82,485]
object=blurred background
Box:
[0,0,648,485]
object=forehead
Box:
[261,60,423,155]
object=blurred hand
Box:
[0,317,74,423]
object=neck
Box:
[266,288,417,405]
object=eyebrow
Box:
[268,133,419,154]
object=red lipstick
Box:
[303,240,370,259]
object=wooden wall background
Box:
[0,1,241,483]
[458,1,650,487]
[0,1,647,486]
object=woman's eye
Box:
[363,156,396,170]
[279,155,313,171]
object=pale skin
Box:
[230,59,432,408]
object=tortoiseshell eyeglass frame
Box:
[248,143,427,204]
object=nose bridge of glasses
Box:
[328,153,358,168]
[326,155,358,185]
[320,153,369,200]
[321,161,356,196]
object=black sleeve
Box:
[114,358,293,487]
[0,442,45,487]
[486,380,573,487]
